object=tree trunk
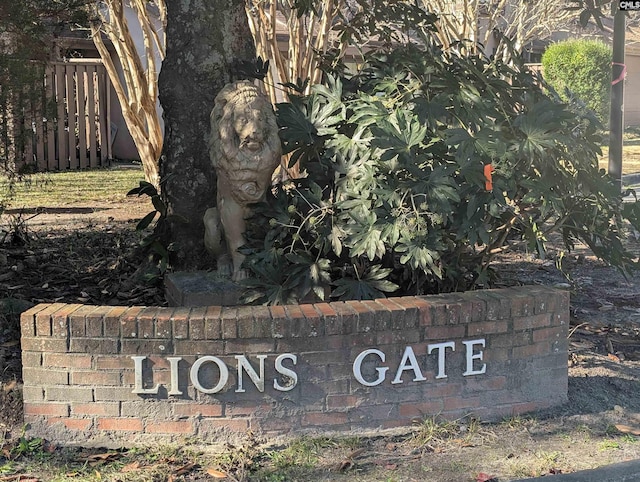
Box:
[158,0,255,270]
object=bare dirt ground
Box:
[1,198,640,481]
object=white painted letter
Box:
[167,357,183,396]
[190,356,229,394]
[131,356,160,394]
[235,355,267,393]
[392,346,427,384]
[463,339,487,376]
[427,342,455,379]
[353,349,389,387]
[274,354,298,391]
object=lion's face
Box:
[233,104,268,153]
[209,81,282,204]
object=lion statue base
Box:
[204,80,281,282]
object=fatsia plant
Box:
[241,8,639,304]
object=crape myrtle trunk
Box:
[158,0,255,270]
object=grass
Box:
[1,167,145,209]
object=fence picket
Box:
[12,60,110,172]
[75,64,88,168]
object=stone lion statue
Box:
[203,80,281,281]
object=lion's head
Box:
[209,81,280,168]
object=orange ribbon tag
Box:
[484,163,494,191]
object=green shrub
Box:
[541,39,612,125]
[240,6,639,304]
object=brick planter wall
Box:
[20,286,568,447]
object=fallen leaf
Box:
[476,473,497,482]
[87,452,119,461]
[385,463,397,470]
[206,468,228,478]
[2,381,17,393]
[347,448,366,459]
[608,353,621,363]
[172,462,196,476]
[121,461,141,472]
[615,424,640,435]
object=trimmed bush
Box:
[541,39,612,124]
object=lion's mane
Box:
[208,81,281,205]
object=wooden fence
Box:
[11,60,112,172]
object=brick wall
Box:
[21,286,568,447]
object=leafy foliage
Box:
[541,39,612,125]
[241,5,640,304]
[127,180,180,282]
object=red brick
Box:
[313,303,338,334]
[205,305,222,320]
[398,400,444,418]
[513,313,551,331]
[225,339,275,353]
[48,417,92,431]
[428,383,463,398]
[43,353,91,369]
[466,321,508,336]
[71,370,120,386]
[20,337,68,353]
[225,403,271,417]
[383,419,411,429]
[21,351,42,368]
[221,307,238,339]
[35,303,67,336]
[96,356,131,370]
[120,306,144,338]
[173,403,223,418]
[326,395,359,409]
[154,307,174,338]
[21,304,51,337]
[46,386,93,402]
[302,412,348,427]
[375,298,409,330]
[533,326,564,343]
[442,396,481,410]
[23,367,68,385]
[510,294,535,317]
[51,304,83,336]
[510,401,547,416]
[69,338,118,354]
[269,305,286,319]
[513,342,550,359]
[474,291,510,320]
[22,386,44,401]
[490,332,531,348]
[104,306,128,336]
[189,308,207,339]
[425,325,465,341]
[97,417,143,431]
[205,317,221,340]
[94,387,143,401]
[24,402,69,416]
[174,340,224,355]
[85,308,108,337]
[69,305,101,337]
[464,376,507,392]
[72,402,120,416]
[145,420,193,434]
[137,307,159,339]
[200,418,249,432]
[484,347,511,362]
